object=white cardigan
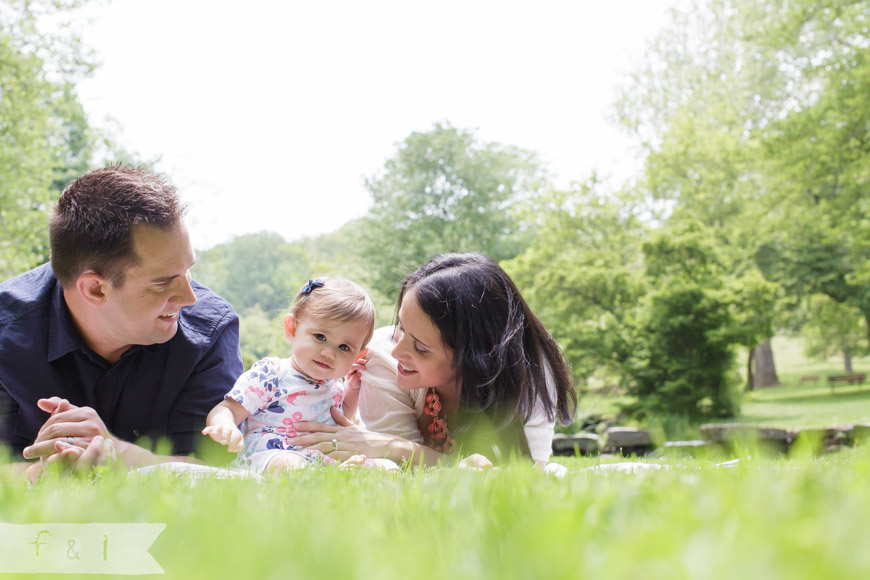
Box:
[358,326,556,463]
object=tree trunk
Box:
[844,346,853,374]
[753,339,780,388]
[745,348,755,392]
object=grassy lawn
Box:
[3,449,870,579]
[730,381,870,428]
[579,334,870,432]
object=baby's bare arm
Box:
[202,399,248,452]
[342,352,367,419]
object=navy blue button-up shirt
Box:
[0,263,243,457]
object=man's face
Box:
[101,223,197,353]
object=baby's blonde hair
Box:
[291,277,376,346]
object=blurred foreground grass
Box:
[3,447,870,579]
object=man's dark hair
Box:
[49,165,185,289]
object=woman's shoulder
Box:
[363,327,401,376]
[366,326,397,358]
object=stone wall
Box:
[551,422,870,457]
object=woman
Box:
[288,253,577,469]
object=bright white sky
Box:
[76,0,677,250]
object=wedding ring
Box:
[67,436,74,446]
[332,439,338,452]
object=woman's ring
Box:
[332,439,338,452]
[67,436,74,446]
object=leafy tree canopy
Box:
[361,122,547,301]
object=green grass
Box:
[4,449,870,579]
[758,334,870,384]
[579,334,870,433]
[728,381,870,428]
[716,335,870,429]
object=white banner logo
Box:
[0,523,165,574]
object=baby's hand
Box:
[345,355,368,390]
[202,425,244,452]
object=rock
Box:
[552,433,601,456]
[699,423,790,443]
[604,427,659,455]
[606,427,653,447]
[788,427,828,455]
[852,423,870,444]
[788,425,856,454]
[830,425,854,446]
[699,423,791,455]
[663,440,707,448]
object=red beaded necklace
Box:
[423,387,454,453]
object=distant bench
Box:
[800,375,819,383]
[827,373,867,392]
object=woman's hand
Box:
[288,408,399,462]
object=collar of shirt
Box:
[45,281,145,366]
[46,281,87,363]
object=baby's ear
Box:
[283,314,297,341]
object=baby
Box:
[203,277,388,474]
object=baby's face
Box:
[286,315,370,382]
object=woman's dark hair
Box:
[49,164,185,288]
[397,253,577,449]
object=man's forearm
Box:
[5,438,202,484]
[0,460,41,483]
[111,437,202,468]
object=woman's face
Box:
[391,288,456,392]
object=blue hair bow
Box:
[301,278,325,295]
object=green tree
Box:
[193,231,314,315]
[614,0,789,391]
[755,220,870,349]
[237,306,290,370]
[0,0,98,277]
[361,122,547,301]
[800,294,867,373]
[754,0,870,345]
[301,220,396,326]
[503,180,647,385]
[625,223,742,423]
[615,0,870,388]
[724,270,781,389]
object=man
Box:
[0,165,243,481]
